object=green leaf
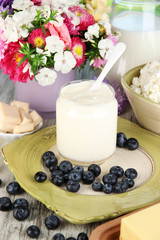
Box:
[17,55,28,68]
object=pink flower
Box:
[31,0,41,5]
[28,28,50,48]
[71,37,86,67]
[0,29,8,61]
[107,34,118,46]
[63,6,95,35]
[45,22,71,49]
[93,57,107,69]
[0,41,32,83]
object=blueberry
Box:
[126,138,139,150]
[34,171,47,182]
[102,173,117,185]
[6,181,21,195]
[13,207,30,221]
[51,170,63,179]
[59,161,73,174]
[92,182,103,192]
[82,171,95,184]
[109,166,124,178]
[122,177,135,188]
[68,171,82,182]
[66,238,76,240]
[63,173,69,183]
[52,233,65,240]
[114,181,128,193]
[13,198,29,208]
[125,168,138,179]
[51,175,64,186]
[27,225,40,239]
[0,179,2,186]
[73,166,84,174]
[0,197,12,211]
[88,164,101,177]
[49,165,59,172]
[42,151,57,168]
[102,183,113,194]
[116,132,127,148]
[45,215,60,230]
[77,232,88,240]
[66,180,80,193]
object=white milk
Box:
[56,80,118,165]
[108,11,160,82]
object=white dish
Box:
[0,121,43,141]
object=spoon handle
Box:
[90,42,126,91]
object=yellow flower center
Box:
[76,11,82,16]
[75,46,82,56]
[34,37,44,47]
[15,53,22,63]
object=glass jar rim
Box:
[114,0,160,5]
[59,79,116,107]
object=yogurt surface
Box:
[60,80,113,105]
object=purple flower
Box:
[0,0,13,17]
[94,76,128,115]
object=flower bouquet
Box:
[0,0,119,86]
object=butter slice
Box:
[11,100,29,113]
[0,102,21,124]
[19,109,33,124]
[120,203,160,240]
[13,122,34,134]
[0,121,17,133]
[30,110,42,127]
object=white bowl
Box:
[0,121,43,141]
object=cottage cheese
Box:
[131,61,160,103]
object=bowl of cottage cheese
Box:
[121,61,160,134]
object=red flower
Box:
[28,28,50,48]
[71,37,86,67]
[0,41,32,83]
[63,6,95,35]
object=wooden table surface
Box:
[0,71,137,240]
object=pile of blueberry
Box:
[34,151,102,193]
[35,148,138,195]
[98,166,137,194]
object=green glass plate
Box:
[2,117,160,224]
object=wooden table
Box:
[0,72,137,240]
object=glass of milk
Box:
[56,80,118,165]
[107,0,160,82]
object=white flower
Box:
[0,17,19,43]
[36,48,51,65]
[46,36,65,53]
[85,23,100,40]
[98,38,114,60]
[13,8,37,26]
[98,19,111,35]
[35,68,57,86]
[12,0,33,10]
[23,63,34,77]
[54,51,76,74]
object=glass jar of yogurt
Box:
[56,80,118,165]
[107,0,160,82]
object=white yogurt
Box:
[56,80,118,165]
[107,11,160,81]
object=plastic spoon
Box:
[90,42,126,91]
